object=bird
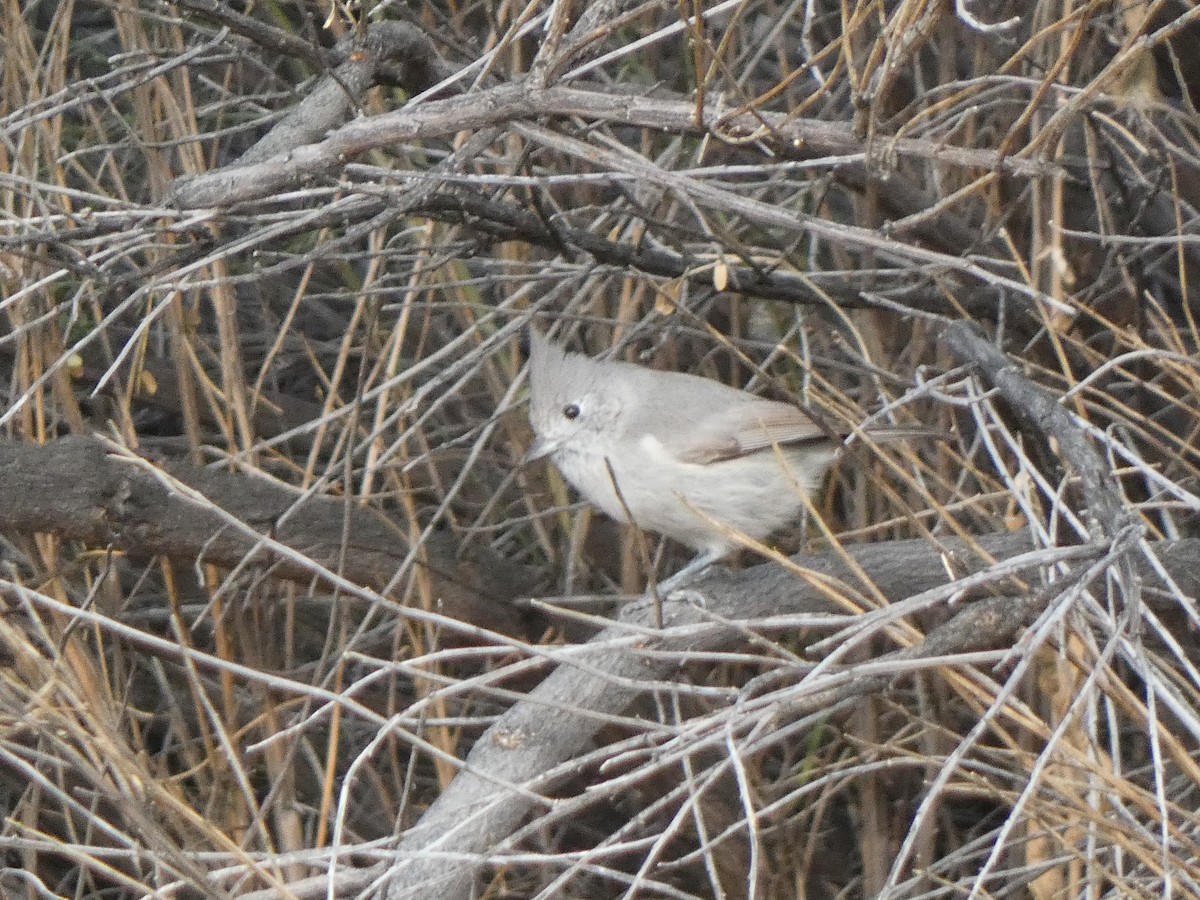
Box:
[525,330,918,591]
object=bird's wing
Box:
[663,395,830,464]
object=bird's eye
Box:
[562,403,581,420]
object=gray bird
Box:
[526,331,914,590]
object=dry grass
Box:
[1,0,1199,898]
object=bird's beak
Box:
[523,435,555,464]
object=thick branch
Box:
[235,22,456,167]
[170,83,1062,209]
[0,437,531,636]
[942,322,1133,538]
[362,535,1199,900]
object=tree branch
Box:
[170,83,1063,209]
[345,534,1197,900]
[0,437,532,637]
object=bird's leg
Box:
[654,550,723,596]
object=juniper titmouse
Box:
[526,331,914,589]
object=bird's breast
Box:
[550,443,632,524]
